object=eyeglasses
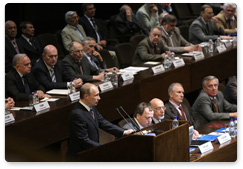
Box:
[154,106,166,111]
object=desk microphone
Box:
[116,108,136,132]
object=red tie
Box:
[179,106,187,121]
[77,62,83,74]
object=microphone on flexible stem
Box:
[116,108,136,132]
[119,106,144,135]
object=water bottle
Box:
[208,37,214,53]
[234,118,237,136]
[172,116,179,129]
[5,100,10,115]
[229,118,236,138]
[215,35,221,47]
[104,70,109,83]
[171,50,175,62]
[111,68,118,87]
[34,90,39,104]
[164,52,170,69]
[70,80,76,93]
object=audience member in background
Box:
[191,76,237,128]
[62,41,104,83]
[82,37,119,73]
[122,102,154,130]
[224,76,237,105]
[215,3,237,35]
[79,3,119,67]
[66,83,134,160]
[5,20,25,73]
[5,54,51,101]
[189,4,232,44]
[19,21,43,67]
[157,3,173,15]
[161,14,202,53]
[33,45,83,91]
[5,97,15,110]
[133,26,170,65]
[114,4,145,39]
[136,3,160,35]
[150,98,168,124]
[61,11,87,51]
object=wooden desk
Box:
[190,120,237,162]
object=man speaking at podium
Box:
[66,83,134,161]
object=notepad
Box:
[198,134,220,141]
[46,89,69,95]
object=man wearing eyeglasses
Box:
[150,98,168,124]
[165,83,195,127]
[32,45,83,91]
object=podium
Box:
[77,120,190,162]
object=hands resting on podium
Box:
[123,129,136,135]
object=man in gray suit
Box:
[191,76,237,128]
[189,4,232,44]
[133,26,169,65]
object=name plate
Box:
[216,44,227,53]
[197,141,213,154]
[172,58,185,68]
[34,101,50,112]
[5,113,15,124]
[99,81,113,92]
[193,51,204,61]
[215,133,231,144]
[121,73,134,81]
[69,92,80,101]
[151,64,165,74]
[224,41,232,48]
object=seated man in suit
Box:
[189,4,232,44]
[33,45,83,91]
[62,41,104,83]
[224,76,237,105]
[215,3,237,35]
[165,82,199,137]
[82,37,119,72]
[122,102,154,131]
[114,4,145,39]
[5,20,25,73]
[66,83,134,160]
[160,14,202,53]
[133,26,170,65]
[191,76,237,128]
[18,21,43,67]
[150,98,168,124]
[5,53,51,101]
[136,3,160,35]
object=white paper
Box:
[46,89,69,95]
[144,61,161,65]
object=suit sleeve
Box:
[61,29,73,51]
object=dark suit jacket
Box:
[32,59,71,91]
[5,69,45,101]
[5,36,25,73]
[67,102,124,159]
[224,76,237,104]
[79,16,105,42]
[62,54,99,82]
[191,90,237,128]
[18,36,43,66]
[165,101,195,127]
[133,37,169,65]
[189,16,225,44]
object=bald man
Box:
[150,98,168,124]
[66,83,134,160]
[33,45,83,91]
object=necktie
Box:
[29,38,36,50]
[90,108,95,120]
[12,41,20,53]
[90,57,98,69]
[179,106,187,121]
[212,98,219,112]
[22,75,31,95]
[206,23,210,34]
[90,18,98,31]
[154,45,157,54]
[77,61,83,74]
[75,27,85,39]
[50,68,56,82]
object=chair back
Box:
[115,43,135,68]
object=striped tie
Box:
[50,68,56,82]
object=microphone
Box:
[119,106,144,135]
[116,108,136,131]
